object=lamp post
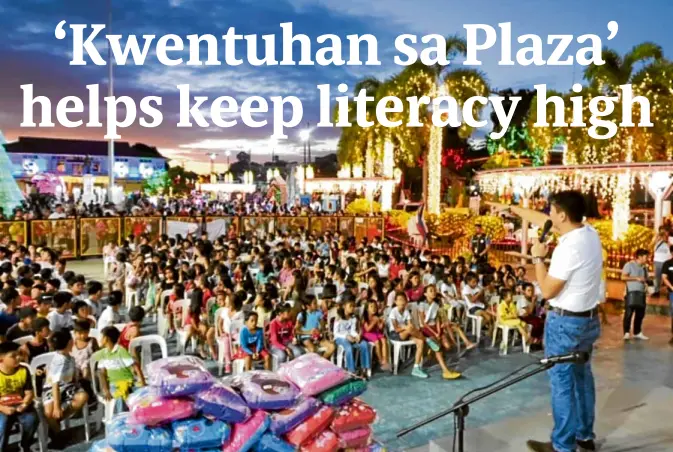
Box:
[209,153,216,174]
[107,0,115,202]
[300,128,311,165]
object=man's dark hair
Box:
[101,326,121,344]
[33,317,50,332]
[0,288,19,305]
[635,248,649,258]
[0,342,20,356]
[49,330,72,351]
[244,311,259,323]
[87,280,103,295]
[72,301,89,315]
[47,278,61,290]
[73,319,91,332]
[522,282,535,292]
[129,306,145,323]
[18,307,37,320]
[549,191,586,223]
[53,291,73,308]
[108,290,123,306]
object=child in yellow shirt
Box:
[496,289,529,345]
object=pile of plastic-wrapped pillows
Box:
[91,353,385,451]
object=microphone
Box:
[540,219,553,242]
[540,351,590,365]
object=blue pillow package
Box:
[172,416,231,450]
[106,412,173,452]
[193,382,251,423]
[269,396,321,436]
[255,433,296,452]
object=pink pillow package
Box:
[145,356,214,397]
[221,410,270,452]
[284,405,335,447]
[337,426,372,449]
[300,429,340,452]
[330,398,377,433]
[278,353,349,397]
[229,370,300,410]
[269,396,322,436]
[126,386,195,426]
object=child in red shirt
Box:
[268,303,304,363]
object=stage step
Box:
[408,385,673,451]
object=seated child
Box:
[295,297,335,359]
[17,278,35,308]
[92,326,146,406]
[217,290,245,374]
[497,289,530,346]
[184,289,209,359]
[269,303,303,363]
[42,330,89,437]
[254,293,273,328]
[36,295,52,319]
[21,317,50,363]
[71,320,98,402]
[237,312,271,371]
[462,272,495,336]
[0,342,38,451]
[388,293,461,380]
[166,283,185,335]
[361,300,390,371]
[118,306,145,358]
[422,285,476,352]
[47,292,73,333]
[72,301,96,328]
[98,291,123,331]
[84,280,104,318]
[333,299,371,378]
[6,307,36,342]
[205,290,227,361]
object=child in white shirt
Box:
[333,300,371,378]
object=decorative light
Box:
[613,172,631,240]
[22,158,39,176]
[243,170,254,185]
[139,162,154,179]
[393,168,402,184]
[114,161,129,178]
[266,168,273,182]
[337,165,351,179]
[273,168,280,178]
[353,164,363,178]
[224,172,233,184]
[383,140,394,179]
[300,129,311,141]
[305,165,314,179]
[427,80,445,215]
[296,165,305,180]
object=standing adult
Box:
[527,191,602,452]
[621,249,650,341]
[651,226,671,297]
[660,246,673,345]
[470,223,490,266]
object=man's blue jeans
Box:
[0,410,39,451]
[335,338,371,373]
[544,311,601,452]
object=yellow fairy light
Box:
[382,140,394,179]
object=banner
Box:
[166,216,202,238]
[80,217,121,256]
[0,221,27,246]
[309,217,337,236]
[276,216,309,235]
[205,217,240,241]
[123,217,163,243]
[31,219,77,258]
[242,216,275,238]
[338,217,355,238]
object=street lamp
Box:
[209,153,216,174]
[300,127,311,164]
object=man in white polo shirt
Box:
[527,191,602,452]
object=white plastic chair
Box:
[124,263,139,310]
[157,290,173,338]
[176,299,196,354]
[384,308,418,375]
[90,359,121,429]
[13,335,34,346]
[229,318,249,376]
[30,352,92,443]
[491,322,531,355]
[464,296,484,343]
[129,335,168,374]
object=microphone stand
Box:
[397,361,555,451]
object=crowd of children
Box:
[0,228,550,450]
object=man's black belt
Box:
[551,306,598,318]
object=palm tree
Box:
[584,42,663,91]
[336,77,385,176]
[388,35,490,212]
